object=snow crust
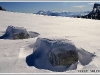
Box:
[0,11,100,73]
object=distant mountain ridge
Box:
[35,3,100,20]
[35,10,90,17]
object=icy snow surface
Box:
[0,11,100,73]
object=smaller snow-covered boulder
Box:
[0,25,30,39]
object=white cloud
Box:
[72,5,85,8]
[88,3,95,5]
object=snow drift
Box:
[26,38,95,72]
[0,25,39,39]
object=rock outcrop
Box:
[0,6,6,11]
[81,3,100,20]
[0,26,30,39]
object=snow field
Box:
[0,11,100,73]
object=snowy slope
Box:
[0,11,100,73]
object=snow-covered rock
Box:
[26,38,95,72]
[0,25,30,39]
[26,38,79,72]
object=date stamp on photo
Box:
[78,70,100,73]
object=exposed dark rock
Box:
[49,48,78,66]
[12,32,30,39]
[0,6,6,11]
[81,3,100,20]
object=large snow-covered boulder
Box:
[26,38,78,72]
[26,38,95,72]
[0,26,30,39]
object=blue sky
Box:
[0,2,99,13]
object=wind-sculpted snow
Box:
[26,38,95,72]
[77,48,95,66]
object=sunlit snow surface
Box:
[0,11,100,73]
